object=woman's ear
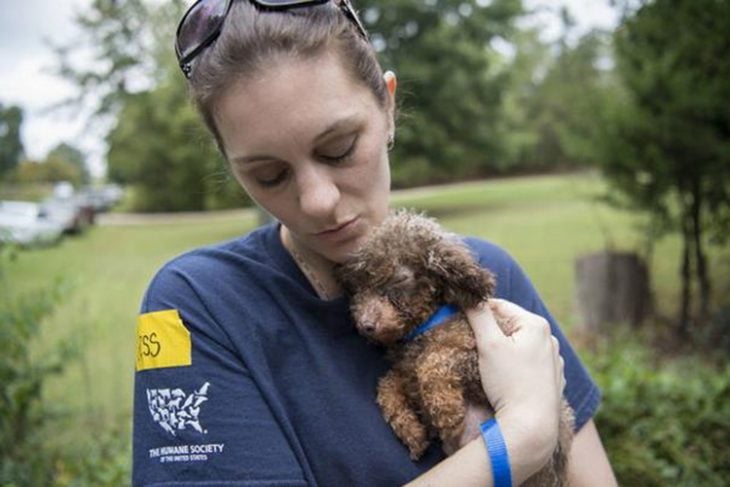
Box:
[383,70,397,143]
[384,70,397,98]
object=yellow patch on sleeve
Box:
[136,309,192,371]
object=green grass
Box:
[5,172,728,455]
[396,172,675,324]
[6,213,257,448]
[395,172,730,325]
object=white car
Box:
[0,200,64,247]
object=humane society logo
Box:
[147,382,210,436]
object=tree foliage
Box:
[107,74,248,212]
[14,158,85,186]
[46,143,90,185]
[592,0,730,332]
[363,0,522,186]
[0,103,24,180]
[497,26,617,172]
[55,0,247,211]
[52,0,175,116]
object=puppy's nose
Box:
[360,321,377,336]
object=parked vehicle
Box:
[78,184,124,213]
[53,181,75,199]
[0,200,64,247]
[40,196,94,234]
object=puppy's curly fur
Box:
[336,210,575,486]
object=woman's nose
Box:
[297,165,341,218]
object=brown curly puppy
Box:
[335,210,575,486]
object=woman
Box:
[133,1,616,485]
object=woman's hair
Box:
[186,1,388,156]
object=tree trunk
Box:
[690,180,711,323]
[575,251,652,334]
[679,209,693,337]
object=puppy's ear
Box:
[333,262,360,296]
[428,240,496,309]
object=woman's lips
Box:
[314,217,360,242]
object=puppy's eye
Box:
[391,275,409,286]
[390,267,415,290]
[388,291,404,307]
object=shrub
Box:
[586,330,730,486]
[53,425,132,487]
[0,246,76,485]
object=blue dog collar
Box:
[403,304,460,342]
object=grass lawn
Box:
[6,213,258,448]
[5,171,728,452]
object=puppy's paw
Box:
[406,436,430,461]
[392,418,429,460]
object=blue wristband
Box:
[480,418,513,487]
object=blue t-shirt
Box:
[133,223,601,486]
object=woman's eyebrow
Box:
[315,115,361,143]
[230,153,276,165]
[230,115,363,164]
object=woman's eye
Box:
[254,167,289,188]
[318,135,358,163]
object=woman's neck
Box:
[280,225,342,300]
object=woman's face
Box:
[214,53,394,263]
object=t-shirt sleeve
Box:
[471,239,602,431]
[132,263,306,487]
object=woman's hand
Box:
[464,298,565,484]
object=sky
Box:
[0,0,619,181]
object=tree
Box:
[527,31,616,169]
[14,158,84,186]
[46,143,89,184]
[492,1,623,173]
[52,0,173,117]
[596,0,730,334]
[363,0,521,186]
[54,0,247,211]
[107,73,248,212]
[0,104,24,179]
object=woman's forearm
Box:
[566,420,617,486]
[405,411,552,487]
[404,437,491,487]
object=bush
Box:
[0,246,76,485]
[53,425,131,487]
[585,330,730,486]
[0,246,133,486]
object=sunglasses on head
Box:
[175,0,369,78]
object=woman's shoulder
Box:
[460,235,538,306]
[163,222,276,268]
[461,236,517,272]
[141,223,283,309]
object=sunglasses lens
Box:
[177,0,230,61]
[176,0,367,75]
[255,0,327,7]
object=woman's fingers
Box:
[464,298,567,476]
[465,301,503,342]
[465,299,565,424]
[489,298,552,337]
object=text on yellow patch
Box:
[136,309,192,371]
